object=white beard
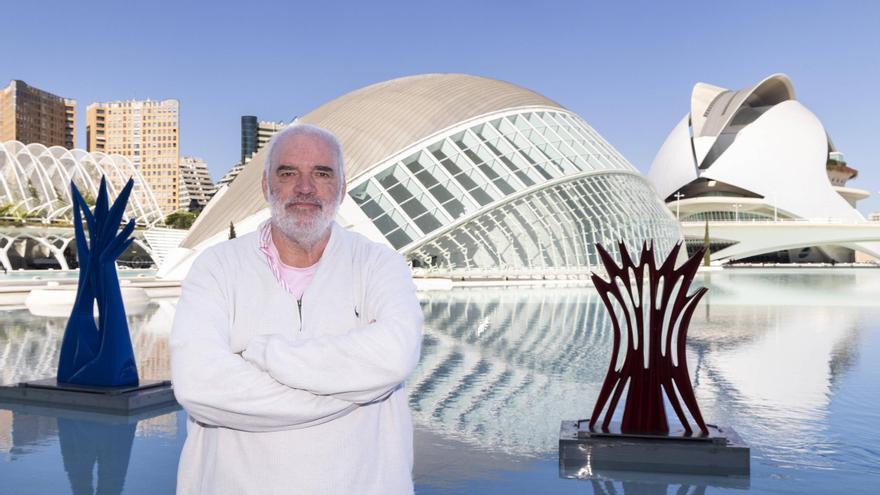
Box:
[268,189,339,249]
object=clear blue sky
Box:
[4,1,879,212]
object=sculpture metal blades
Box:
[56,177,139,387]
[589,242,708,436]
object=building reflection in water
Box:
[411,287,614,456]
[0,298,178,385]
[412,277,864,488]
[0,271,870,492]
[691,271,865,470]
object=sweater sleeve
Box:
[170,248,357,432]
[242,248,423,404]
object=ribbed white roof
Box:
[299,73,562,180]
[182,74,564,248]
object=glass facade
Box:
[681,210,784,222]
[349,109,681,275]
[241,115,258,164]
[408,174,678,275]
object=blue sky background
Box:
[3,0,879,212]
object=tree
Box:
[228,221,236,239]
[81,190,96,207]
[11,206,29,225]
[165,211,197,229]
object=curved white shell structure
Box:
[161,74,681,279]
[649,74,880,262]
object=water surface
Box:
[1,269,878,494]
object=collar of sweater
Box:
[252,220,350,297]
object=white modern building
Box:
[178,156,216,210]
[214,161,243,191]
[649,74,880,263]
[0,140,164,270]
[159,74,682,279]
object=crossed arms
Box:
[170,247,423,432]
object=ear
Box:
[261,171,269,201]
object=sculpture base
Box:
[559,420,749,477]
[0,378,177,415]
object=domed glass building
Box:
[164,74,681,279]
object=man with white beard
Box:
[170,124,423,495]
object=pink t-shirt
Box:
[260,223,319,300]
[276,258,318,300]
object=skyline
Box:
[3,0,878,212]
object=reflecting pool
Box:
[1,269,879,494]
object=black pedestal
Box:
[0,378,177,414]
[559,420,750,477]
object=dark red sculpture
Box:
[589,242,708,436]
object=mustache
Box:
[279,195,323,209]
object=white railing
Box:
[681,218,880,225]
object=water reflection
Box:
[0,299,177,385]
[0,270,876,493]
[59,416,135,494]
[562,467,751,494]
[587,479,706,495]
[691,272,865,472]
[412,287,613,455]
[410,272,869,489]
[0,403,179,495]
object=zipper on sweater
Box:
[297,298,303,332]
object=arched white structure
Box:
[160,74,681,279]
[649,74,880,263]
[0,141,163,227]
[0,141,165,270]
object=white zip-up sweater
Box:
[170,222,423,494]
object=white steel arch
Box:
[0,140,163,226]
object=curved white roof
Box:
[301,73,563,181]
[182,74,566,249]
[692,73,795,139]
[648,73,880,260]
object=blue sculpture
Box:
[57,177,139,387]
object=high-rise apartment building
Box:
[240,116,285,163]
[257,120,285,153]
[223,116,287,190]
[0,80,76,148]
[86,99,179,214]
[241,115,258,164]
[178,156,216,210]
